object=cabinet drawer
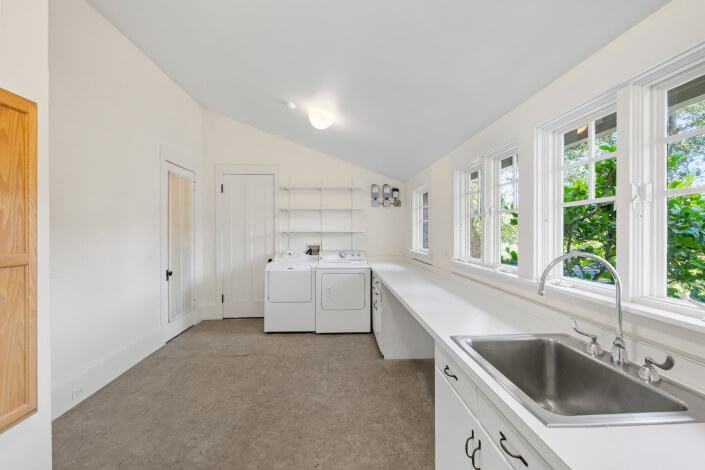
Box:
[435,344,477,412]
[477,393,550,470]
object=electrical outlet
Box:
[71,387,84,401]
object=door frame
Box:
[215,165,279,319]
[160,148,198,342]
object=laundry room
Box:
[3,0,705,469]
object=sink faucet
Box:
[538,252,628,367]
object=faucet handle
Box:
[569,318,603,356]
[638,354,675,383]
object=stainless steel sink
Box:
[452,334,705,427]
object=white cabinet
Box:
[436,368,513,470]
[370,277,434,359]
[435,343,551,470]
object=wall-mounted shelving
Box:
[279,178,364,251]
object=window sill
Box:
[409,249,433,265]
[448,259,705,337]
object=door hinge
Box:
[221,184,224,193]
[221,294,224,303]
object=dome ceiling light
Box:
[307,105,335,130]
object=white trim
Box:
[409,249,433,265]
[538,96,618,284]
[215,164,279,319]
[160,149,199,342]
[52,327,164,419]
[411,184,430,252]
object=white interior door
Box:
[222,174,274,318]
[167,169,195,322]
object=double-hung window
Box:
[454,143,519,269]
[412,187,429,252]
[497,153,519,266]
[464,166,483,262]
[652,71,705,304]
[559,112,618,284]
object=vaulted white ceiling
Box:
[87,0,668,180]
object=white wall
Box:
[0,0,52,468]
[405,0,705,362]
[201,110,408,319]
[49,0,204,418]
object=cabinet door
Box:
[320,273,365,310]
[436,368,512,470]
[435,368,480,469]
[0,88,37,433]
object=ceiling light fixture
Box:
[308,105,335,130]
[577,125,588,134]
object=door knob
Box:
[166,269,173,281]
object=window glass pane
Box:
[667,134,705,189]
[500,156,514,184]
[500,212,518,266]
[563,125,589,165]
[595,157,617,198]
[668,74,705,136]
[595,112,618,157]
[469,216,482,259]
[563,203,616,284]
[422,207,428,220]
[469,193,480,214]
[422,192,428,206]
[422,221,429,250]
[500,185,514,210]
[667,194,705,301]
[563,165,588,202]
[468,171,481,192]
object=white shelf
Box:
[279,207,363,212]
[279,185,363,191]
[280,230,365,234]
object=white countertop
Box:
[368,257,705,470]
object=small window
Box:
[662,73,705,302]
[412,188,429,252]
[560,112,618,284]
[498,154,519,266]
[466,169,482,260]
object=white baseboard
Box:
[198,303,221,320]
[51,309,204,420]
[52,328,164,419]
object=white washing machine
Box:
[315,250,371,333]
[264,251,317,332]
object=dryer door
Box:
[268,265,312,303]
[320,272,366,310]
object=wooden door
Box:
[167,169,194,323]
[0,88,37,433]
[221,174,274,318]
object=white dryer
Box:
[264,251,317,332]
[315,250,371,333]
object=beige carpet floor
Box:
[52,318,435,469]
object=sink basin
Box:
[452,334,705,427]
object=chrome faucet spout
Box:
[537,251,627,366]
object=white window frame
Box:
[539,96,619,296]
[632,61,705,318]
[488,142,519,271]
[412,185,430,253]
[454,159,484,265]
[453,141,519,273]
